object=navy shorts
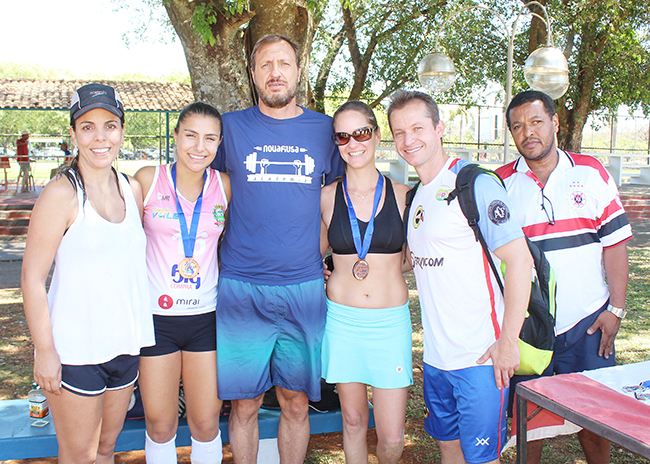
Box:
[61,354,139,397]
[509,301,615,414]
[140,312,216,357]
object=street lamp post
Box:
[417,1,569,162]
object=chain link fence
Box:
[0,109,180,165]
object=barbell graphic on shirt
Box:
[243,152,315,176]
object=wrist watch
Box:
[607,304,627,319]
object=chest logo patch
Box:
[436,188,451,201]
[413,205,425,229]
[213,203,225,226]
[568,182,587,210]
[488,200,510,224]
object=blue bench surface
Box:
[0,399,374,460]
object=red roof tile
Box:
[0,79,194,112]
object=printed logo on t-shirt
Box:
[413,206,425,229]
[157,192,171,201]
[243,145,315,184]
[158,294,174,309]
[436,188,451,201]
[568,182,587,210]
[410,251,444,269]
[487,200,510,225]
[151,208,179,220]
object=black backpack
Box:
[405,163,556,375]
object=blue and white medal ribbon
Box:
[342,172,384,280]
[172,163,206,279]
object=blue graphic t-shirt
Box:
[212,105,343,285]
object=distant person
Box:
[496,90,633,464]
[50,142,74,179]
[320,100,412,464]
[21,83,154,463]
[210,34,344,464]
[16,130,30,192]
[60,142,73,166]
[387,89,532,464]
[135,102,231,464]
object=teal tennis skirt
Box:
[321,298,413,389]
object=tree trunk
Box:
[164,0,254,111]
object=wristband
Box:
[607,304,627,319]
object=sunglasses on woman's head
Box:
[332,126,378,146]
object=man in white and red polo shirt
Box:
[496,90,633,464]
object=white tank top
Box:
[143,165,227,316]
[47,171,155,365]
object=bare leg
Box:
[182,350,222,442]
[45,388,103,464]
[578,429,610,464]
[96,385,135,464]
[275,386,310,464]
[336,383,370,464]
[229,395,264,464]
[371,386,408,464]
[139,353,182,443]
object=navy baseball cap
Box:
[70,83,124,120]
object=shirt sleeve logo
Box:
[488,200,510,225]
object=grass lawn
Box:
[0,250,648,463]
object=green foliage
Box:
[189,0,250,46]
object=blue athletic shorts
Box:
[508,301,614,414]
[216,277,327,401]
[423,363,508,464]
[140,312,216,357]
[61,354,139,397]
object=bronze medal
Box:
[352,259,369,280]
[179,257,200,279]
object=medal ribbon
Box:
[343,172,384,261]
[171,163,206,259]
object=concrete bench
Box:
[0,399,374,461]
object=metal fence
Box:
[0,109,180,164]
[1,105,648,163]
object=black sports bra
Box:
[328,176,404,255]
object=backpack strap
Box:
[403,180,421,246]
[402,181,421,265]
[446,164,506,293]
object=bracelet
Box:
[607,304,627,319]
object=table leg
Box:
[516,394,528,464]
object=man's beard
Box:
[257,78,298,109]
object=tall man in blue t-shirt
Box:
[211,34,343,464]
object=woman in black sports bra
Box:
[320,101,412,464]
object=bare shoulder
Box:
[133,165,156,197]
[30,175,78,230]
[217,170,231,201]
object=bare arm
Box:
[587,242,629,358]
[21,179,77,395]
[220,171,232,203]
[477,236,532,389]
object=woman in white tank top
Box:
[135,102,231,464]
[22,83,154,461]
